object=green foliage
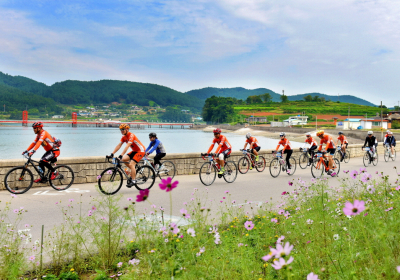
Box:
[261,93,272,103]
[93,270,108,280]
[42,274,58,279]
[58,271,79,280]
[186,87,277,101]
[246,95,262,104]
[392,120,400,129]
[160,107,191,122]
[280,94,288,103]
[202,96,236,123]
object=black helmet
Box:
[149,132,157,138]
[338,131,343,135]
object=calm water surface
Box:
[0,126,302,160]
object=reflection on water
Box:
[0,126,302,160]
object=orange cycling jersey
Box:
[207,134,232,154]
[121,132,145,152]
[305,137,318,147]
[27,130,56,152]
[276,138,292,152]
[246,136,260,148]
[337,135,348,144]
[319,135,336,151]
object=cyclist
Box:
[300,132,318,166]
[207,128,232,175]
[275,132,292,173]
[243,132,260,170]
[108,124,145,187]
[336,131,349,162]
[316,130,336,175]
[362,131,378,159]
[146,132,166,170]
[22,122,60,183]
[383,131,396,158]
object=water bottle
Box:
[38,167,43,174]
[280,159,285,165]
[208,156,213,162]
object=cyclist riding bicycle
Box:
[243,132,260,169]
[146,132,167,170]
[383,131,396,158]
[108,124,145,187]
[275,132,292,174]
[207,128,232,175]
[336,131,349,162]
[316,130,336,175]
[300,132,318,166]
[362,131,378,158]
[22,122,60,183]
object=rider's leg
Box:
[391,145,395,157]
[154,153,166,168]
[284,150,293,170]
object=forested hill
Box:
[0,72,49,96]
[186,87,376,106]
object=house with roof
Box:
[360,118,390,129]
[336,118,361,130]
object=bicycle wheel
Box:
[223,161,238,183]
[269,158,281,178]
[287,158,296,176]
[333,151,341,162]
[331,158,340,177]
[199,162,217,186]
[344,150,350,163]
[372,153,378,166]
[311,160,324,179]
[237,157,250,174]
[158,161,176,180]
[98,167,123,195]
[255,156,266,172]
[384,150,389,162]
[392,150,397,161]
[4,167,34,194]
[135,165,156,190]
[363,152,370,167]
[49,165,74,191]
[299,154,308,169]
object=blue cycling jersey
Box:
[146,139,166,154]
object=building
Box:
[284,116,308,125]
[51,115,64,119]
[245,117,267,123]
[336,118,361,130]
[360,119,390,129]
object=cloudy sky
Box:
[0,0,399,105]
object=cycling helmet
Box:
[280,132,286,137]
[306,132,311,136]
[388,131,393,135]
[338,131,343,135]
[32,122,43,129]
[246,132,251,139]
[367,131,373,135]
[213,128,222,134]
[119,124,130,130]
[149,132,157,138]
[316,130,325,137]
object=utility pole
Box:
[381,101,383,142]
[348,106,350,130]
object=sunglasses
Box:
[120,129,126,131]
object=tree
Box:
[280,94,288,103]
[246,95,262,104]
[202,96,236,123]
[261,93,272,103]
[304,95,312,102]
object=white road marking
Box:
[32,188,90,195]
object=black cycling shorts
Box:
[252,146,261,152]
[327,148,336,155]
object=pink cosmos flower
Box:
[180,208,191,219]
[238,243,244,247]
[225,191,229,193]
[397,266,400,273]
[169,223,180,234]
[278,209,285,215]
[262,252,273,261]
[271,256,294,270]
[282,191,288,195]
[367,185,375,194]
[343,170,349,174]
[350,170,358,179]
[129,258,140,265]
[11,194,17,198]
[343,200,365,216]
[359,167,366,173]
[13,209,18,213]
[159,177,178,192]
[396,186,400,191]
[272,242,293,258]
[117,262,123,267]
[361,173,372,183]
[97,175,101,180]
[244,221,255,231]
[307,272,320,280]
[385,207,393,212]
[271,218,278,223]
[29,255,35,261]
[136,189,149,202]
[187,228,196,237]
[276,236,285,245]
[127,197,132,201]
[288,181,293,186]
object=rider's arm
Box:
[27,142,36,151]
[275,144,280,151]
[207,143,215,154]
[112,142,123,155]
[318,142,323,151]
[249,142,254,150]
[243,143,248,150]
[120,142,132,156]
[145,142,153,153]
[32,131,46,151]
[148,139,160,154]
[363,138,368,148]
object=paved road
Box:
[1,156,399,241]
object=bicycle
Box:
[269,151,296,178]
[4,153,74,194]
[98,156,155,195]
[333,145,350,163]
[311,152,340,179]
[237,149,266,174]
[199,153,237,186]
[298,147,317,169]
[362,147,378,167]
[384,144,396,162]
[139,155,176,179]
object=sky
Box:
[0,0,399,106]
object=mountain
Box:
[0,72,50,96]
[186,87,377,107]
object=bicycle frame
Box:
[314,153,331,171]
[22,154,52,180]
[201,154,222,171]
[240,149,257,166]
[106,157,132,180]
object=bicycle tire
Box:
[49,165,75,191]
[333,151,341,162]
[372,153,378,166]
[287,157,296,176]
[299,154,308,169]
[237,157,250,174]
[384,150,389,162]
[199,162,217,186]
[331,158,340,177]
[344,150,350,163]
[4,167,34,194]
[135,165,156,190]
[223,161,238,183]
[311,160,324,179]
[158,161,176,180]
[269,158,281,178]
[98,167,123,195]
[255,156,266,172]
[363,152,370,167]
[392,150,397,161]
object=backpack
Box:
[52,137,62,148]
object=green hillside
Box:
[0,72,49,95]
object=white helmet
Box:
[306,132,311,136]
[388,131,393,135]
[246,132,251,139]
[368,131,373,135]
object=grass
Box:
[2,168,400,279]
